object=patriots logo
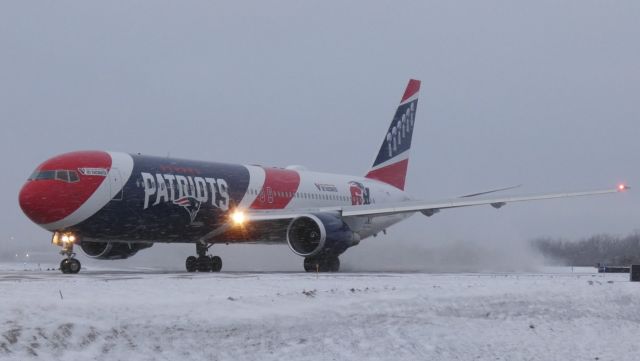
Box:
[349,181,371,206]
[173,196,202,223]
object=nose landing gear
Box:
[60,257,81,274]
[186,242,222,273]
[59,243,81,274]
[52,232,81,274]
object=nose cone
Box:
[19,151,112,227]
[19,181,69,225]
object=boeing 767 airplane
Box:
[18,80,628,273]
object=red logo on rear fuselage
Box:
[349,181,371,205]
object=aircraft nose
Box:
[19,181,48,224]
[19,151,113,227]
[19,179,77,225]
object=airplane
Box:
[18,79,629,274]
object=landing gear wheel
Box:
[68,258,81,273]
[60,259,70,274]
[197,256,213,272]
[185,256,197,272]
[60,258,81,274]
[211,256,222,272]
[304,255,340,272]
[303,257,316,272]
[58,238,80,274]
[189,243,222,273]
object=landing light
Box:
[231,210,246,225]
[618,184,629,191]
[53,232,78,246]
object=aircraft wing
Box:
[340,185,628,218]
[198,185,628,243]
[243,185,628,221]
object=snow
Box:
[1,264,639,361]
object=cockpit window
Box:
[29,170,55,180]
[56,170,70,182]
[29,170,80,183]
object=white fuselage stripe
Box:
[237,165,266,208]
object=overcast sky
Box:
[1,1,638,269]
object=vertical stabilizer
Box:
[365,79,420,190]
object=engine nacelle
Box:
[80,241,153,260]
[286,213,358,257]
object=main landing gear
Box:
[59,241,81,274]
[304,254,340,272]
[186,242,222,273]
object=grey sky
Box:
[1,1,638,268]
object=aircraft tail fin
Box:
[365,79,420,190]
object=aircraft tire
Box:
[303,257,315,272]
[197,256,212,272]
[186,256,197,272]
[68,258,81,274]
[211,256,222,272]
[60,259,70,274]
[60,258,81,274]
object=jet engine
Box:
[286,213,359,257]
[80,241,153,260]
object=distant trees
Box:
[531,232,640,266]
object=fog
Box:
[1,1,638,272]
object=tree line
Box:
[531,231,640,266]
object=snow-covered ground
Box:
[1,264,639,361]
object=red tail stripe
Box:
[400,79,421,103]
[365,159,409,190]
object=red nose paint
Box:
[19,151,111,225]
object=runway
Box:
[1,264,639,361]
